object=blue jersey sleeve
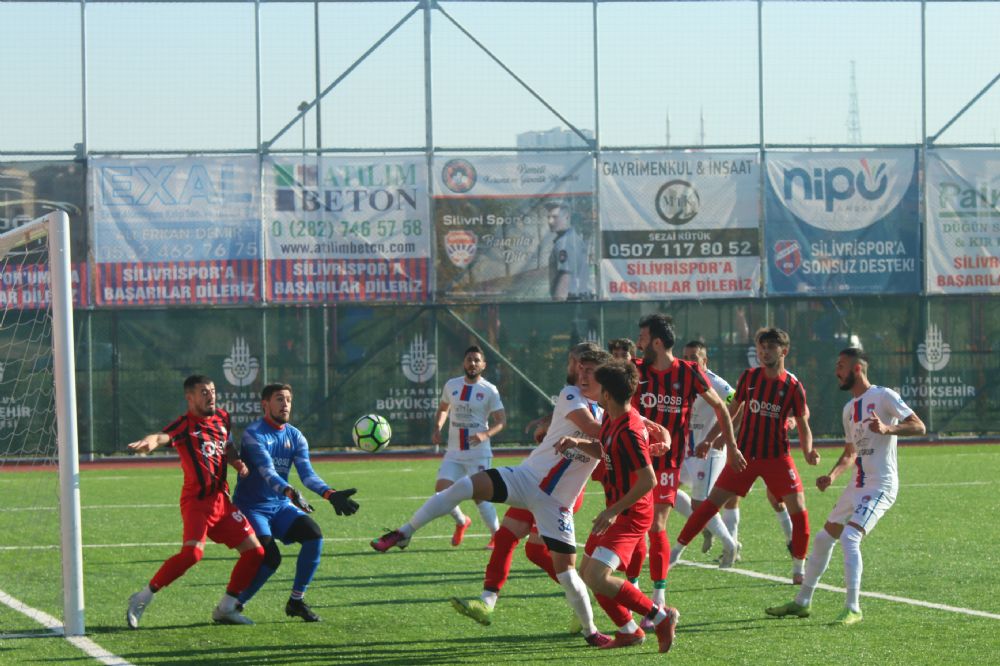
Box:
[291,429,331,497]
[241,428,290,495]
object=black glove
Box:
[327,488,359,516]
[285,486,314,513]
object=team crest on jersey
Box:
[445,230,478,268]
[774,240,802,276]
[476,393,484,401]
[200,440,222,458]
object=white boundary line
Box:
[0,588,134,665]
[679,559,1000,620]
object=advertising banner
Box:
[599,152,760,299]
[764,150,920,295]
[263,156,430,303]
[433,153,595,302]
[90,156,261,305]
[926,149,1000,294]
[1,161,88,307]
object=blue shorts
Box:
[238,500,307,544]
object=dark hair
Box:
[839,347,869,370]
[464,345,485,358]
[755,327,791,349]
[607,337,637,356]
[595,359,639,405]
[184,374,213,392]
[578,349,611,366]
[639,313,675,350]
[571,341,602,358]
[261,383,292,401]
[683,340,707,353]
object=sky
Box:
[1,0,999,155]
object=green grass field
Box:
[1,445,999,665]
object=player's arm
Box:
[473,409,506,444]
[525,414,552,444]
[816,441,857,492]
[638,416,671,456]
[431,399,450,446]
[291,433,359,516]
[225,440,249,477]
[552,272,570,300]
[567,407,602,439]
[554,435,602,459]
[127,432,170,454]
[241,432,292,495]
[795,409,819,465]
[593,464,655,535]
[866,412,926,437]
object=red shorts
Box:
[584,510,652,565]
[180,492,255,548]
[714,455,803,499]
[504,489,585,534]
[652,465,680,506]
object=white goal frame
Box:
[0,211,84,636]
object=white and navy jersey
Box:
[440,376,504,460]
[519,385,603,507]
[841,385,914,492]
[233,417,330,508]
[686,369,735,457]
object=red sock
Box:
[790,509,810,560]
[625,535,646,579]
[648,530,670,581]
[677,500,720,546]
[483,526,520,592]
[150,545,202,590]
[226,546,265,597]
[613,580,655,616]
[595,591,632,627]
[524,541,559,583]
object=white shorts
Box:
[679,451,725,501]
[437,455,492,484]
[827,486,896,534]
[495,466,576,548]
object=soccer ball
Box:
[352,414,391,453]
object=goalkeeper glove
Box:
[285,486,314,513]
[325,488,359,516]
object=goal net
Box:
[0,211,84,636]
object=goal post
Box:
[0,210,84,636]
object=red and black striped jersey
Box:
[733,367,807,459]
[631,358,710,470]
[163,409,233,500]
[598,408,653,519]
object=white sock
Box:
[776,508,793,542]
[405,476,474,535]
[673,490,693,518]
[217,593,238,613]
[792,558,806,576]
[620,619,639,633]
[450,505,467,526]
[841,526,864,613]
[556,569,597,636]
[706,514,736,550]
[723,508,740,541]
[651,587,666,607]
[480,590,498,609]
[476,501,499,533]
[796,528,836,607]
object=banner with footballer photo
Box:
[599,151,760,300]
[926,149,1000,294]
[764,150,920,295]
[89,156,261,306]
[432,153,595,302]
[263,156,430,303]
[1,161,89,308]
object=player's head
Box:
[682,340,708,368]
[607,337,636,361]
[261,383,293,424]
[594,359,639,410]
[836,347,869,391]
[463,345,486,380]
[183,374,216,417]
[576,349,611,401]
[567,341,601,385]
[637,313,675,363]
[544,200,571,232]
[754,327,790,370]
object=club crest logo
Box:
[917,323,951,371]
[655,180,700,225]
[774,240,802,276]
[402,334,437,384]
[441,159,477,194]
[445,230,478,267]
[223,337,260,387]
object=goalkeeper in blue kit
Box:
[233,382,360,622]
